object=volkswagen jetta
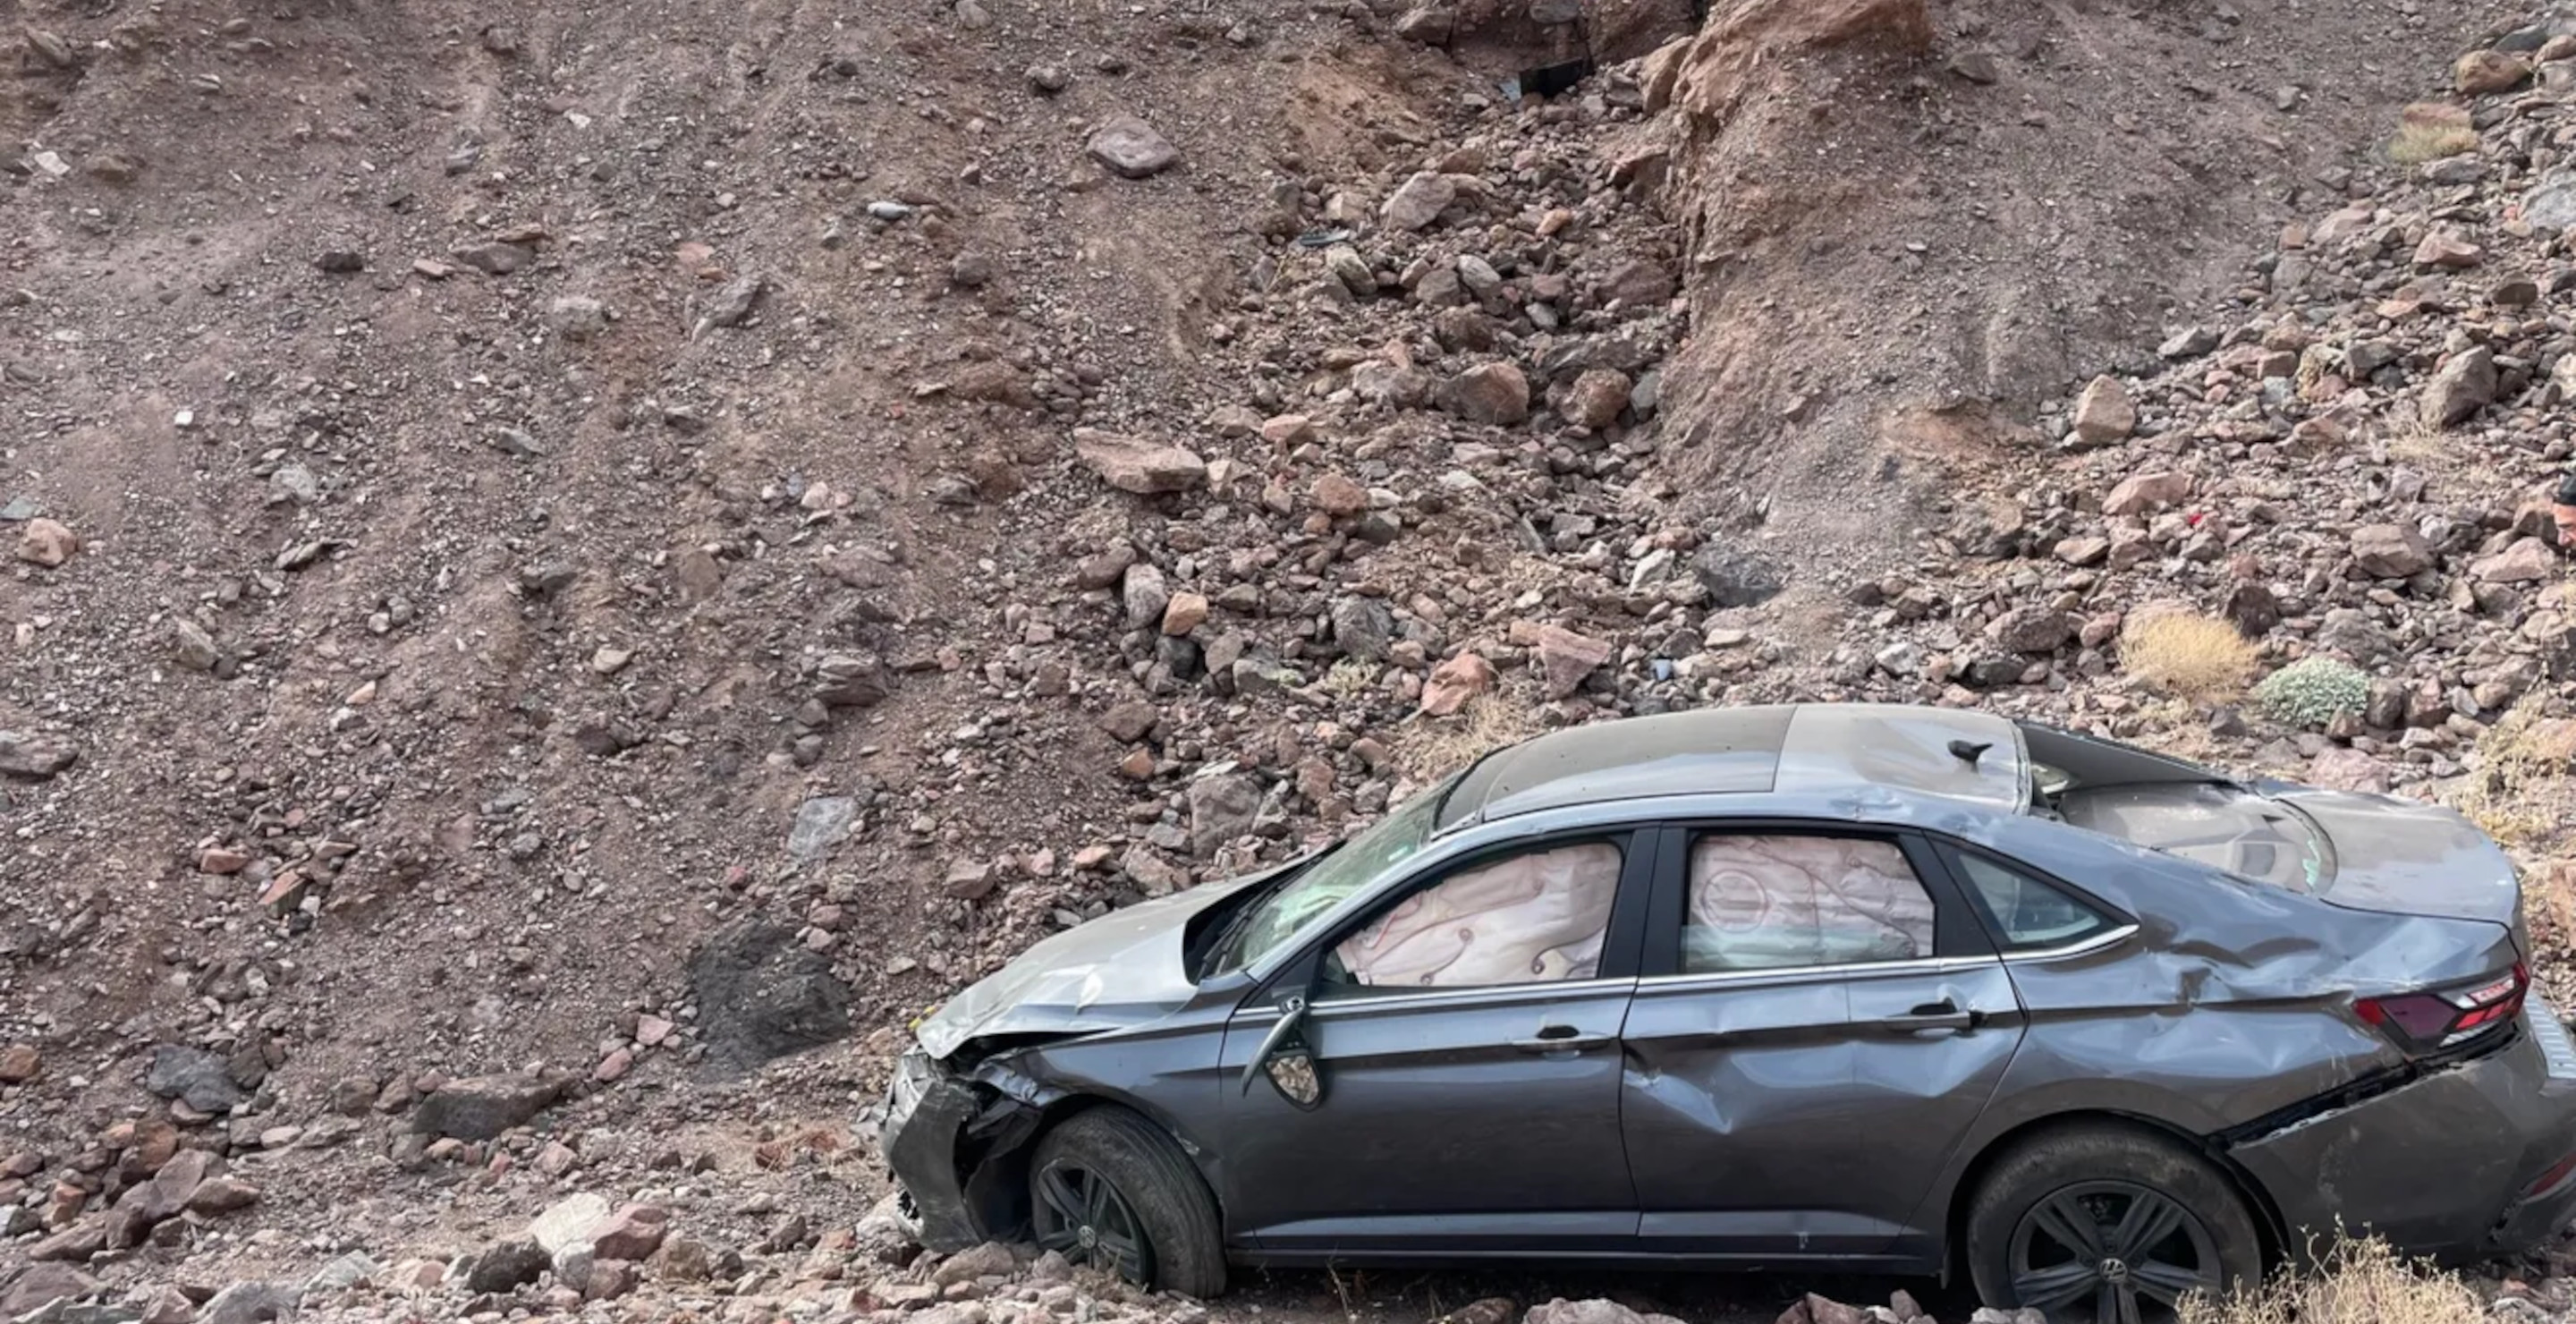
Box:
[877,703,2576,1324]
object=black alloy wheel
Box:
[2006,1180,2224,1324]
[1032,1158,1154,1283]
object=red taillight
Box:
[2355,963,2528,1055]
[2523,1151,2576,1202]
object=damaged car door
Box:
[1215,829,1655,1257]
[1620,824,2026,1261]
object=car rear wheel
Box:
[1966,1125,2262,1324]
[1029,1106,1226,1298]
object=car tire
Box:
[1029,1106,1227,1298]
[1966,1123,2262,1322]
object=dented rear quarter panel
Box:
[2226,1028,2576,1260]
[1900,802,2527,1245]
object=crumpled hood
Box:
[913,870,1271,1061]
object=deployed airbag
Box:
[1684,836,1935,972]
[1334,842,1621,987]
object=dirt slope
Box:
[5,0,2574,1315]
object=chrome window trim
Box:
[1999,923,2139,963]
[1635,953,2001,993]
[1304,976,1640,1018]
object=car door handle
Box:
[1510,1024,1613,1053]
[1877,999,1982,1033]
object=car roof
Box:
[1436,702,2029,831]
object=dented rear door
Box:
[1618,824,2026,1262]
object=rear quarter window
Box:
[1946,849,2120,952]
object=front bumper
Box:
[2230,1006,2576,1263]
[879,1048,1037,1252]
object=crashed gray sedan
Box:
[878,703,2576,1323]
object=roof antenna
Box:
[1947,739,1992,767]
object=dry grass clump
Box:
[2525,859,2576,957]
[2121,611,2258,703]
[2447,697,2576,851]
[2182,1237,2482,1324]
[2388,103,2478,165]
[1396,695,1541,780]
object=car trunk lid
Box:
[2263,783,2521,929]
[2055,777,2521,929]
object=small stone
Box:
[943,859,998,901]
[530,1192,612,1253]
[1026,64,1070,94]
[2103,471,2190,516]
[1123,563,1170,630]
[16,517,78,567]
[2472,538,2556,583]
[1445,362,1530,425]
[145,1044,244,1113]
[2412,230,2483,270]
[1187,773,1263,856]
[196,1283,301,1324]
[1987,607,2073,654]
[1161,591,1210,636]
[1310,472,1370,517]
[701,274,765,328]
[653,1235,717,1282]
[1692,548,1786,607]
[2421,347,2497,428]
[411,1074,564,1141]
[186,1176,262,1214]
[1086,115,1180,178]
[1381,171,1458,232]
[0,1263,98,1318]
[1420,652,1498,716]
[2071,375,2135,445]
[1532,625,1614,699]
[2158,327,2219,359]
[592,1203,672,1261]
[788,795,858,860]
[1562,369,1631,429]
[934,1241,1021,1286]
[466,1238,550,1294]
[314,243,364,274]
[2350,523,2434,579]
[1073,429,1207,494]
[548,295,609,341]
[0,1043,37,1083]
[586,1260,642,1300]
[2456,48,2533,94]
[1099,700,1161,743]
[1394,3,1454,41]
[453,240,537,276]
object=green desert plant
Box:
[2252,657,2372,727]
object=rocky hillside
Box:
[4,0,2576,1320]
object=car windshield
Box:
[1210,775,1453,975]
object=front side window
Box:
[1950,850,2118,951]
[1210,774,1455,976]
[1324,840,1623,992]
[1684,835,1936,973]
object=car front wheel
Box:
[1028,1106,1227,1298]
[1966,1124,2263,1324]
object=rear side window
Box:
[1683,835,1936,972]
[1949,850,2118,951]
